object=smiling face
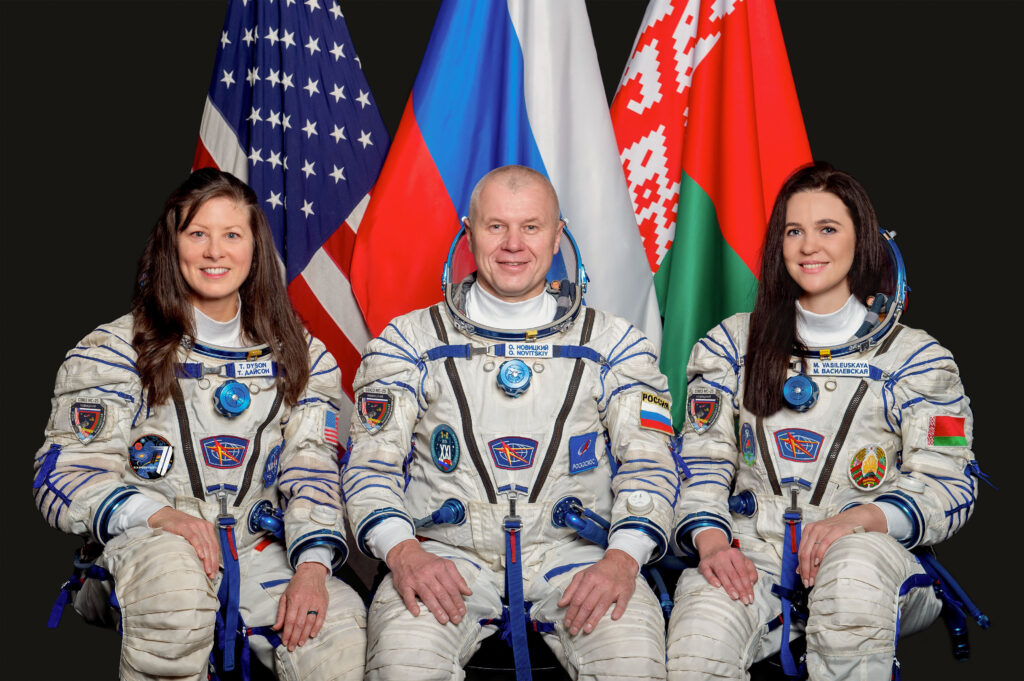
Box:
[176,196,254,321]
[465,175,562,302]
[782,190,857,314]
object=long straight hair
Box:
[131,168,310,406]
[744,162,889,416]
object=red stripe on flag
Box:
[321,219,358,278]
[931,416,966,438]
[193,138,218,172]
[288,275,363,401]
[351,95,461,336]
[682,0,811,275]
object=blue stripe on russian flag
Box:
[412,0,546,218]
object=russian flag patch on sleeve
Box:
[927,415,968,447]
[639,392,674,435]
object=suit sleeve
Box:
[278,336,350,573]
[598,316,678,563]
[32,321,150,543]
[671,317,745,558]
[873,330,979,548]
[341,318,422,558]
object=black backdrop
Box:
[1,1,1019,679]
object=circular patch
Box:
[740,423,756,466]
[849,445,888,489]
[129,435,174,479]
[263,443,282,488]
[430,424,460,473]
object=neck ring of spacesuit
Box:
[442,221,589,341]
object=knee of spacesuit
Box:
[805,532,910,659]
[109,532,218,680]
[273,581,367,681]
[666,571,760,681]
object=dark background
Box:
[1,1,1018,679]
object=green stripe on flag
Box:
[656,170,758,428]
[931,435,969,447]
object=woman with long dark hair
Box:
[665,162,982,679]
[33,168,365,681]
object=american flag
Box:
[193,0,388,435]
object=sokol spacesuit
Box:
[667,232,980,679]
[33,314,365,681]
[344,217,676,680]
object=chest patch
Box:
[129,435,174,479]
[849,445,888,489]
[686,392,721,434]
[70,402,106,444]
[263,442,283,488]
[431,424,460,473]
[201,435,250,469]
[488,436,538,470]
[357,391,394,434]
[773,428,824,463]
[740,423,756,466]
[568,432,599,474]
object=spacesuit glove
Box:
[147,507,219,579]
[798,504,886,587]
[386,539,472,625]
[695,528,757,605]
[274,562,329,651]
[557,548,637,635]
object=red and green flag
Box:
[611,0,812,427]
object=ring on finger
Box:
[306,610,318,616]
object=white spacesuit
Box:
[343,226,676,680]
[666,235,980,679]
[33,313,365,681]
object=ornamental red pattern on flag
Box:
[611,0,812,426]
[193,0,389,436]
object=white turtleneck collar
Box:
[795,294,868,347]
[193,299,244,348]
[464,281,557,330]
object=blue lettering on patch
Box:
[568,432,599,474]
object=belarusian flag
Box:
[611,0,811,426]
[928,416,968,447]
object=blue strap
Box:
[504,516,532,681]
[423,343,603,363]
[175,362,205,379]
[47,564,113,629]
[424,344,472,361]
[216,518,241,672]
[777,512,806,678]
[913,549,990,628]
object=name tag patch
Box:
[807,361,881,379]
[568,432,599,474]
[488,436,538,470]
[231,360,276,378]
[773,428,824,463]
[504,343,553,358]
[201,435,250,469]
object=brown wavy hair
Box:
[743,162,889,416]
[131,168,309,406]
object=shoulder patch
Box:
[927,416,968,447]
[356,390,394,434]
[639,391,674,435]
[686,391,721,434]
[70,402,106,444]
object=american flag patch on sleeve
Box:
[324,411,339,446]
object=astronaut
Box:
[344,165,676,680]
[666,163,981,680]
[33,169,365,681]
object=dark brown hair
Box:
[743,162,889,416]
[131,168,310,406]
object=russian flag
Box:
[350,0,661,346]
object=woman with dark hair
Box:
[33,168,365,681]
[665,162,982,679]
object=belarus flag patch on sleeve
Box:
[927,415,968,446]
[640,392,674,435]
